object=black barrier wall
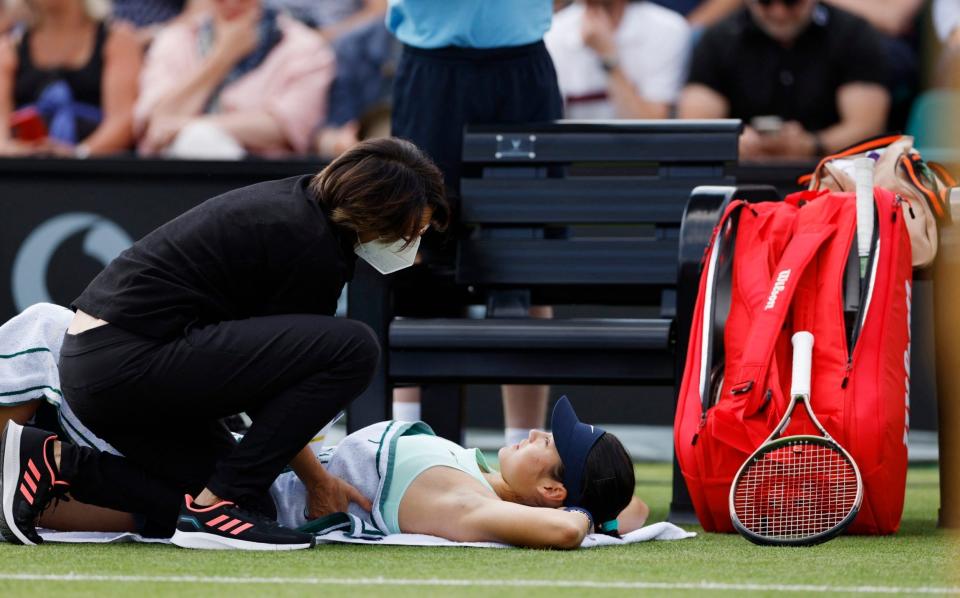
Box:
[0,158,317,319]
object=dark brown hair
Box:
[579,433,636,537]
[310,137,449,247]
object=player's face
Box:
[748,0,817,45]
[498,430,565,505]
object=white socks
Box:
[390,410,545,441]
[392,401,421,422]
[505,427,543,446]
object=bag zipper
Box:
[842,194,897,388]
[692,411,706,445]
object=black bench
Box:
[346,122,779,523]
[347,121,749,436]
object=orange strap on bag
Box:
[799,134,956,267]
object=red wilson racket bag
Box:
[674,188,912,534]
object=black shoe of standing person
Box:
[171,495,316,551]
[0,421,70,545]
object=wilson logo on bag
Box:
[764,269,791,310]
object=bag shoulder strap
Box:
[899,154,951,221]
[728,223,838,401]
[928,161,957,188]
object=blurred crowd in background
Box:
[0,0,958,163]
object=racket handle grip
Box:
[854,157,875,260]
[791,331,815,398]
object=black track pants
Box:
[57,315,379,535]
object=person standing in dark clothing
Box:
[387,0,561,448]
[0,137,448,551]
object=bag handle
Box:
[727,224,837,410]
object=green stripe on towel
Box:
[0,385,62,398]
[0,347,51,359]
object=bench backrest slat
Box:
[462,120,740,164]
[456,120,742,297]
[460,177,734,224]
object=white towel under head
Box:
[34,521,695,548]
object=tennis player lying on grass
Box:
[1,397,648,549]
[270,396,650,548]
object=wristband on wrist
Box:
[563,506,594,530]
[599,54,620,73]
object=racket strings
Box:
[732,440,859,540]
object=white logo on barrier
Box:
[11,213,133,311]
[764,269,792,310]
[903,280,912,446]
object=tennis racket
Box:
[729,331,863,546]
[854,157,875,279]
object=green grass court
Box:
[0,463,956,597]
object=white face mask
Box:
[354,236,421,274]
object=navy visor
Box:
[551,396,606,507]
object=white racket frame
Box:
[728,332,864,546]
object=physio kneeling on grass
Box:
[0,138,448,551]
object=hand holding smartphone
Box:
[751,115,783,136]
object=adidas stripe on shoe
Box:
[171,495,315,551]
[0,421,69,545]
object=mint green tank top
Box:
[381,434,495,534]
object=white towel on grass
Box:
[37,531,170,544]
[312,521,696,548]
[35,522,694,547]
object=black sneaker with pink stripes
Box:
[0,421,69,545]
[171,495,315,550]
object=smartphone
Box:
[10,107,47,142]
[751,115,783,136]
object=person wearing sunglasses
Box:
[678,0,890,161]
[0,137,449,551]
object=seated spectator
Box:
[822,0,923,129]
[315,18,395,158]
[135,0,333,159]
[679,0,890,162]
[269,0,393,159]
[545,0,690,119]
[0,0,141,157]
